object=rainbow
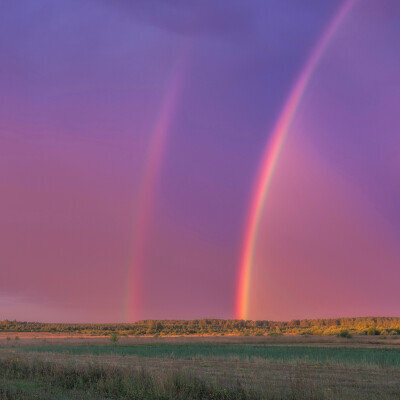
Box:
[125,56,187,322]
[235,0,356,320]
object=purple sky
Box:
[0,0,399,322]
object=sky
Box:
[0,0,399,322]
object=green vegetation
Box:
[2,317,400,398]
[2,336,400,399]
[22,343,400,367]
[0,379,98,400]
[336,329,352,338]
[367,327,381,336]
[109,332,119,344]
[1,317,400,336]
[0,357,258,400]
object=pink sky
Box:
[0,0,399,322]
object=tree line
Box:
[0,317,400,336]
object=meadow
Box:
[20,342,400,367]
[1,334,400,399]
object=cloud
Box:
[103,0,254,38]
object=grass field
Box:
[21,342,400,367]
[1,335,400,399]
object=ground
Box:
[0,333,400,399]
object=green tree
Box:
[367,327,380,336]
[336,330,352,338]
[110,332,119,344]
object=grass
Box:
[2,336,400,399]
[0,379,95,400]
[0,357,259,400]
[21,343,400,367]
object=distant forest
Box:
[1,318,400,336]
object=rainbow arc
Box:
[236,0,357,320]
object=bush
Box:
[336,330,352,338]
[367,327,381,336]
[109,332,119,344]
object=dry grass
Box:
[2,333,400,347]
[1,335,400,399]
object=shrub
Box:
[269,332,283,337]
[336,330,352,338]
[367,327,381,336]
[109,332,119,344]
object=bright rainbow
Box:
[125,57,187,322]
[235,0,356,320]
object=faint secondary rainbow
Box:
[125,56,187,322]
[236,0,356,320]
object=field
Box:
[1,334,400,399]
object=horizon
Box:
[1,0,399,323]
[2,315,400,326]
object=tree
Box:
[367,327,380,336]
[110,332,119,344]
